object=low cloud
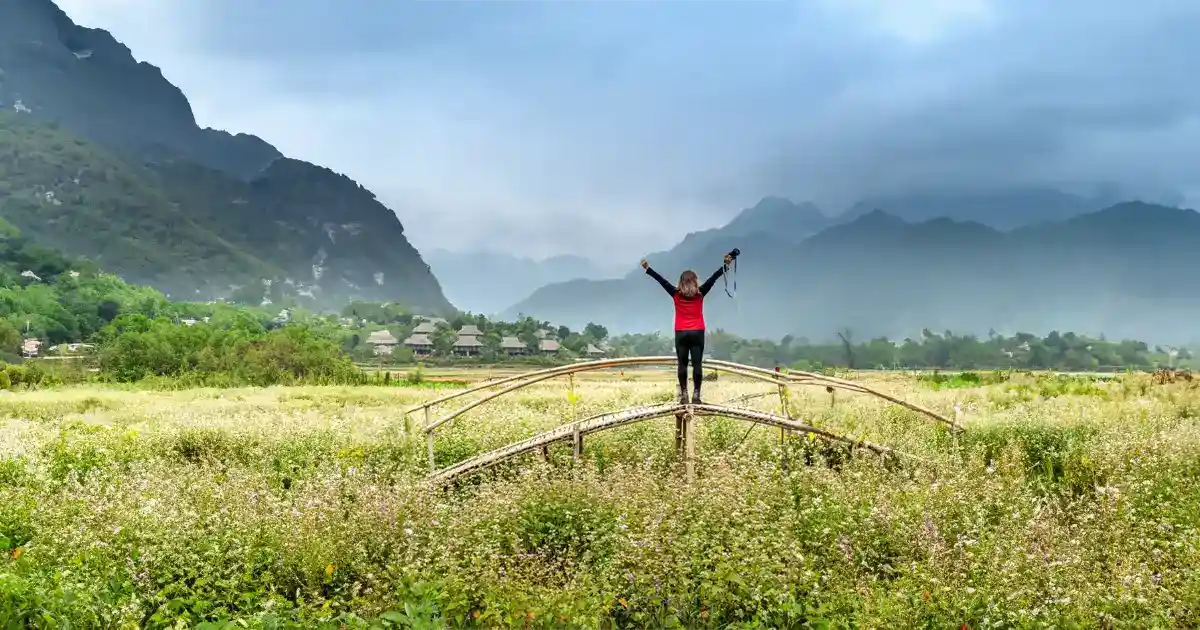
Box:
[56,0,1200,260]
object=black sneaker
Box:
[678,388,689,405]
[692,390,703,405]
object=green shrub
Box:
[95,316,366,387]
[405,363,426,385]
[919,370,1011,389]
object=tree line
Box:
[0,230,1191,387]
[604,328,1193,372]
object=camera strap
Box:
[723,256,737,299]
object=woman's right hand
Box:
[640,259,649,270]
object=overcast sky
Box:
[55,0,1200,261]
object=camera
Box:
[728,248,740,259]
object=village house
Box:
[585,344,606,358]
[538,339,560,356]
[366,330,399,356]
[501,336,527,357]
[411,321,438,334]
[453,331,484,357]
[457,324,484,337]
[403,333,433,357]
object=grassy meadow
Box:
[1,367,1200,628]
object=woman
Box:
[641,254,732,405]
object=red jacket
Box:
[672,292,706,330]
[645,266,727,331]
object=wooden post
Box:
[778,384,791,473]
[541,445,551,463]
[568,373,577,423]
[572,425,583,465]
[675,411,685,460]
[683,409,695,483]
[425,407,435,473]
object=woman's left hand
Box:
[723,254,733,266]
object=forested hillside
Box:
[0,0,452,313]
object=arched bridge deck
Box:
[427,402,916,486]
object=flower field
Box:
[2,369,1200,628]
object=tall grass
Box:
[0,371,1196,627]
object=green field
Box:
[2,368,1199,627]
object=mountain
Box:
[504,202,1200,344]
[425,250,620,316]
[628,196,837,280]
[0,0,451,312]
[0,112,279,295]
[841,188,1112,231]
[0,0,279,178]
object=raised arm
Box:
[699,265,727,297]
[643,264,677,296]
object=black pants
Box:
[675,329,705,392]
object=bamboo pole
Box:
[425,407,434,472]
[423,361,789,435]
[568,373,577,424]
[684,408,695,483]
[778,382,791,473]
[402,356,959,436]
[408,356,799,417]
[675,412,684,460]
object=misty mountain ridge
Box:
[625,186,1143,286]
[506,201,1200,344]
[839,187,1118,231]
[0,0,451,312]
[425,249,622,316]
[628,196,837,279]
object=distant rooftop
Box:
[454,334,483,348]
[367,330,398,345]
[404,333,432,346]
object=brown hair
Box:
[677,270,699,298]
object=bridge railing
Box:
[401,356,959,472]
